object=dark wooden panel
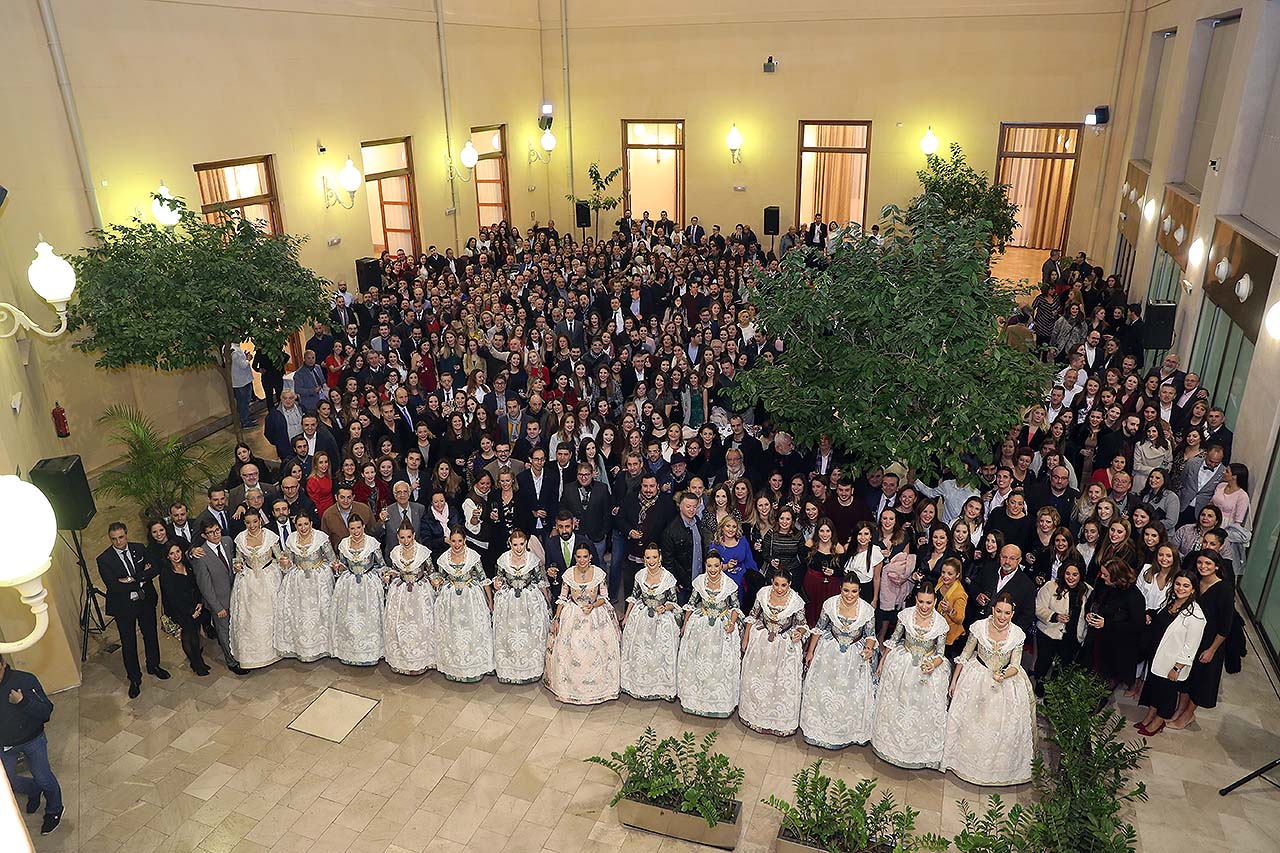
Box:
[1156,186,1198,270]
[1203,218,1278,344]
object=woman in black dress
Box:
[159,541,210,676]
[1169,551,1233,729]
[1083,557,1146,692]
[760,507,806,592]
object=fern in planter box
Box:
[585,727,744,827]
[765,760,948,852]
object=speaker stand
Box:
[70,529,113,661]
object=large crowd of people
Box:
[94,212,1255,789]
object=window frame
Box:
[995,122,1083,251]
[361,135,422,257]
[191,154,283,234]
[794,120,873,228]
[620,119,686,226]
[470,124,511,230]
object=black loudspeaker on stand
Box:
[1219,757,1280,797]
[1143,302,1177,351]
[30,455,111,661]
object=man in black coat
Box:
[544,511,591,601]
[660,492,704,605]
[515,448,559,541]
[1025,465,1079,520]
[0,656,62,835]
[96,522,169,698]
[970,544,1037,636]
[560,463,613,588]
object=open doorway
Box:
[996,123,1081,250]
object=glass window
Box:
[623,120,685,226]
[796,122,871,228]
[997,124,1081,249]
[361,138,420,257]
[193,155,281,233]
[470,125,510,229]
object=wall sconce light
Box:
[1214,256,1232,282]
[1188,238,1206,267]
[447,143,476,183]
[152,182,182,227]
[1161,215,1173,235]
[1265,301,1280,340]
[2,240,77,340]
[1143,198,1157,222]
[528,130,557,165]
[0,475,55,654]
[1173,224,1186,245]
[920,126,940,156]
[1235,273,1253,302]
[1181,278,1194,294]
[1122,181,1130,196]
[323,157,363,209]
[726,124,743,163]
[1128,188,1137,203]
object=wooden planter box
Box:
[615,796,742,849]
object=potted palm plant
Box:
[586,727,744,849]
[765,760,948,853]
[95,404,225,520]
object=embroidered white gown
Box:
[275,532,336,662]
[942,619,1036,786]
[331,536,386,665]
[492,549,550,684]
[431,548,494,682]
[383,542,435,675]
[230,530,283,669]
[544,566,621,705]
[800,596,877,749]
[872,606,951,770]
[620,568,682,701]
[739,588,807,736]
[678,574,742,718]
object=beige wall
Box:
[539,0,1126,249]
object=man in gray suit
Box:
[380,481,425,553]
[189,519,246,674]
[1179,443,1226,524]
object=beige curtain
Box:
[802,125,868,225]
[998,126,1078,249]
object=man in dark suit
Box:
[804,214,827,248]
[544,511,590,600]
[278,476,319,523]
[1202,408,1234,461]
[229,463,280,508]
[299,415,340,466]
[554,306,586,349]
[195,486,241,540]
[971,544,1037,635]
[1041,248,1063,284]
[96,522,168,698]
[266,498,298,543]
[372,401,415,456]
[1025,465,1079,520]
[516,448,558,541]
[165,501,197,546]
[305,323,334,361]
[514,420,548,465]
[684,215,705,246]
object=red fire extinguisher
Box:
[52,402,70,438]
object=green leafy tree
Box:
[732,195,1053,484]
[66,194,329,439]
[914,141,1020,254]
[566,161,623,239]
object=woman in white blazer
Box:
[1137,571,1206,736]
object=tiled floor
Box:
[26,393,1280,853]
[19,587,1280,853]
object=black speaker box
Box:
[1144,302,1177,351]
[575,201,592,229]
[763,206,780,236]
[30,455,97,531]
[354,257,381,293]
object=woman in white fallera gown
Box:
[431,528,494,682]
[230,513,283,670]
[331,516,386,666]
[872,587,951,770]
[620,544,681,701]
[943,594,1036,786]
[276,513,336,662]
[544,544,621,705]
[383,520,435,675]
[800,576,878,749]
[738,569,807,737]
[492,529,550,684]
[678,553,742,717]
